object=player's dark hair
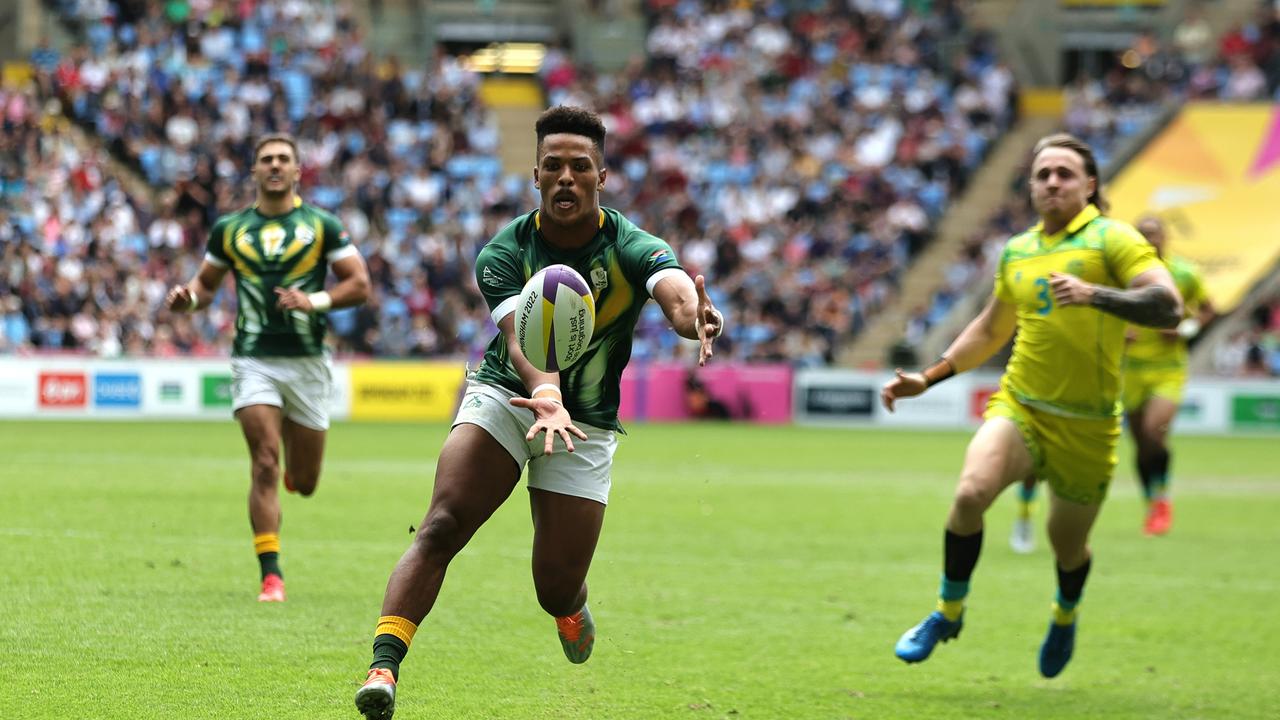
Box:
[535,106,606,162]
[253,133,299,163]
[1032,133,1108,212]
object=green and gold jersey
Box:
[1123,255,1208,370]
[993,204,1164,418]
[474,207,684,431]
[204,200,356,357]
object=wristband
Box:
[923,355,957,388]
[307,291,332,312]
[186,290,199,312]
[530,383,562,404]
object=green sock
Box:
[371,635,409,680]
[258,552,282,580]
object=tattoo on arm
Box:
[1089,285,1180,328]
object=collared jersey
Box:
[205,201,356,357]
[1124,255,1208,370]
[473,207,685,431]
[994,204,1164,418]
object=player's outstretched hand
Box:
[694,274,724,367]
[1048,271,1095,307]
[274,286,313,311]
[880,368,927,413]
[510,396,589,455]
[165,284,195,312]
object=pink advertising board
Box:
[618,362,793,423]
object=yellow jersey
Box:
[1123,256,1208,370]
[994,204,1164,418]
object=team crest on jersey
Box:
[294,224,315,246]
[481,266,502,287]
[1066,259,1085,276]
[260,224,287,258]
[648,249,671,266]
[590,266,608,292]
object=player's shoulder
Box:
[1090,215,1144,244]
[1000,227,1039,261]
[298,202,343,226]
[209,206,254,234]
[479,210,538,260]
[603,207,651,243]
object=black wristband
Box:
[924,355,957,388]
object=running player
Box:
[353,106,725,720]
[881,133,1182,678]
[165,133,370,602]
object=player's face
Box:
[1029,147,1094,226]
[1136,218,1166,256]
[252,141,299,197]
[534,134,605,227]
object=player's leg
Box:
[896,416,1034,663]
[356,423,521,719]
[1039,490,1103,678]
[236,403,288,601]
[1134,395,1178,535]
[281,418,325,496]
[530,488,605,663]
[1010,477,1037,554]
[277,356,332,496]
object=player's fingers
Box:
[544,430,556,456]
[525,423,546,442]
[569,424,588,441]
[273,287,287,296]
[510,397,532,408]
[694,274,708,299]
[560,428,576,453]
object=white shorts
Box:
[452,379,616,505]
[231,355,333,431]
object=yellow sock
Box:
[937,598,964,622]
[376,616,419,648]
[1052,602,1076,626]
[253,532,280,555]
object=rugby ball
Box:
[515,264,596,372]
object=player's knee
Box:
[250,451,280,487]
[952,478,995,517]
[414,510,466,560]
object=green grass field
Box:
[2,421,1277,719]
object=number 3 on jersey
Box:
[1033,277,1053,315]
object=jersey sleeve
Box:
[321,212,357,262]
[204,216,232,269]
[1103,221,1163,287]
[1183,263,1210,308]
[475,241,526,326]
[619,228,684,298]
[993,245,1014,302]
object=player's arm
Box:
[497,311,588,455]
[880,295,1016,412]
[275,253,371,312]
[1049,266,1182,329]
[651,273,725,367]
[166,260,229,313]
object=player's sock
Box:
[254,532,282,580]
[1016,482,1036,519]
[937,529,982,621]
[371,616,418,681]
[1137,449,1170,503]
[1053,556,1091,625]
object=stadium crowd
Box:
[4,0,1013,368]
[901,0,1280,361]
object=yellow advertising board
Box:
[1106,103,1280,311]
[349,362,468,421]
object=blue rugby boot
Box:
[1038,619,1076,678]
[895,611,963,663]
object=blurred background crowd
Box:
[2,0,1278,376]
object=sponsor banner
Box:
[1107,103,1280,311]
[792,369,882,425]
[201,374,235,408]
[0,370,36,415]
[94,373,142,409]
[620,363,793,423]
[349,362,467,421]
[38,372,87,409]
[1231,393,1280,429]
